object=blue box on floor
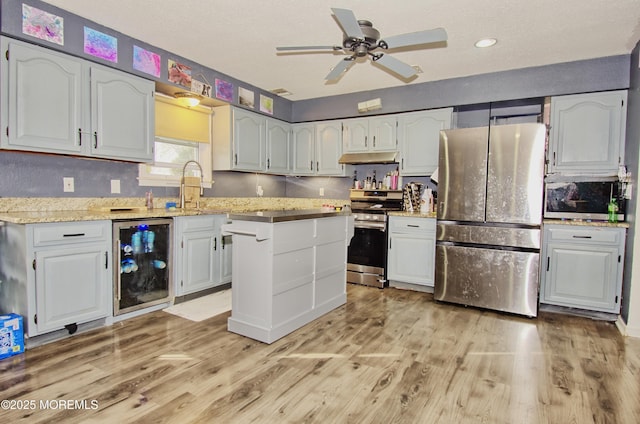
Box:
[0,313,24,360]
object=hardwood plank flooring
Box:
[1,284,639,423]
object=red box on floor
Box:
[0,313,25,360]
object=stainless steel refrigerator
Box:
[434,123,546,317]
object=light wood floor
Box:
[1,284,639,424]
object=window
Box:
[138,94,213,187]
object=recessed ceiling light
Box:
[475,38,497,48]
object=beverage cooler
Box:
[113,219,173,315]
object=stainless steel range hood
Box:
[338,151,398,164]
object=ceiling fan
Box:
[276,8,447,81]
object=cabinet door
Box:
[2,38,84,154]
[233,108,265,171]
[398,108,452,176]
[369,116,397,151]
[291,124,315,175]
[315,122,345,176]
[266,118,290,174]
[90,66,154,162]
[220,230,233,284]
[179,230,217,295]
[549,91,627,175]
[388,232,436,286]
[35,244,110,333]
[543,242,621,313]
[342,118,369,152]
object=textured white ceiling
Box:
[42,0,640,101]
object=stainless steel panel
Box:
[437,222,541,250]
[486,124,546,225]
[347,265,386,288]
[438,127,489,222]
[434,244,539,317]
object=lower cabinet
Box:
[0,220,112,338]
[540,224,626,314]
[173,214,231,296]
[387,216,436,288]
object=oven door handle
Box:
[354,222,386,231]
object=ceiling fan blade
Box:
[373,54,417,79]
[331,8,364,40]
[381,28,447,49]
[325,58,355,81]
[276,45,341,51]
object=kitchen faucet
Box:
[180,160,204,209]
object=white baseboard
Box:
[616,316,640,338]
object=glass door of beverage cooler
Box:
[113,219,173,315]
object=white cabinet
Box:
[387,216,436,288]
[0,220,112,338]
[315,121,346,176]
[0,37,154,162]
[291,123,316,175]
[540,224,626,313]
[223,214,353,343]
[266,117,290,174]
[174,214,230,296]
[342,116,397,153]
[397,108,453,176]
[290,122,346,176]
[88,66,154,162]
[212,106,291,174]
[548,91,627,176]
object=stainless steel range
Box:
[347,189,403,288]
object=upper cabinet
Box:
[315,121,346,176]
[266,117,290,174]
[548,90,627,176]
[291,123,316,176]
[0,37,154,162]
[342,116,397,153]
[397,108,453,176]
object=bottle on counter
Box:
[608,198,618,223]
[372,170,377,189]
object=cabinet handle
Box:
[365,135,368,147]
[310,160,313,171]
[267,158,270,169]
[407,224,420,228]
[546,257,550,272]
[93,131,98,148]
[222,236,226,249]
[234,153,238,165]
[78,128,82,146]
[552,152,556,166]
[214,237,217,251]
[316,161,319,172]
[373,136,376,147]
[105,251,109,269]
[63,233,86,237]
[572,235,592,239]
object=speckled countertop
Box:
[0,197,349,224]
[543,219,629,229]
[388,211,437,218]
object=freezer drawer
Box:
[434,244,540,317]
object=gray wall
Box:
[293,55,629,122]
[622,41,640,324]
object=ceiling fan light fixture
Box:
[475,38,497,48]
[174,92,203,107]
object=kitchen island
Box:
[222,209,354,343]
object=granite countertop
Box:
[228,208,351,223]
[543,219,629,229]
[0,207,230,224]
[388,211,437,218]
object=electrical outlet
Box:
[319,187,325,196]
[111,179,121,194]
[257,185,264,197]
[63,177,74,192]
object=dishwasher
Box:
[113,219,173,315]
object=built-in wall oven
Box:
[347,189,403,288]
